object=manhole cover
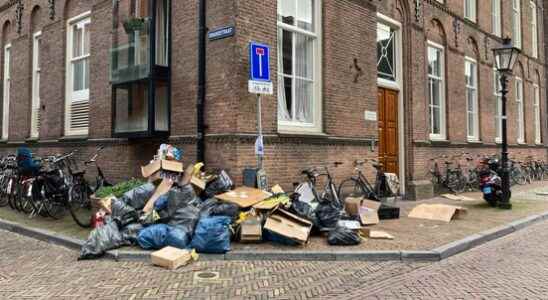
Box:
[193,271,220,282]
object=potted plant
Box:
[123,17,145,34]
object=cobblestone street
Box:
[1,219,548,299]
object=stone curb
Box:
[1,211,547,263]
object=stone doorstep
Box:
[2,212,547,263]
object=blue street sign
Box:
[208,26,235,41]
[249,42,270,82]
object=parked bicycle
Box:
[294,162,343,208]
[337,159,395,201]
[429,154,467,194]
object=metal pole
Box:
[499,73,512,209]
[257,94,263,170]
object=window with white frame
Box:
[465,58,479,141]
[515,77,525,143]
[377,22,397,83]
[512,0,522,49]
[277,0,321,132]
[428,42,445,140]
[66,13,91,136]
[530,1,538,58]
[492,0,501,36]
[2,44,10,140]
[494,69,503,142]
[31,32,41,138]
[533,84,541,144]
[464,0,477,22]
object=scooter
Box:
[478,157,503,207]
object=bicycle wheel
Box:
[338,178,369,201]
[7,177,16,210]
[18,183,35,215]
[0,176,9,207]
[68,183,92,228]
[511,167,527,185]
[447,172,466,194]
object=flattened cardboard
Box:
[359,207,380,225]
[240,217,262,242]
[151,247,192,270]
[345,197,380,226]
[190,176,207,190]
[143,179,173,213]
[141,160,184,178]
[408,204,468,222]
[264,208,313,244]
[362,199,382,211]
[345,197,364,216]
[271,184,284,194]
[369,230,394,240]
[216,187,272,208]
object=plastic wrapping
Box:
[190,216,232,254]
[137,224,169,250]
[315,202,341,229]
[204,171,233,198]
[210,203,239,220]
[79,220,127,259]
[120,183,156,210]
[121,223,144,245]
[166,226,191,249]
[327,227,362,246]
[289,200,318,227]
[168,204,201,233]
[111,199,139,227]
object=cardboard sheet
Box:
[408,204,468,222]
[151,247,194,270]
[216,187,272,208]
[369,231,395,240]
[264,208,313,244]
[143,179,174,213]
[441,194,477,202]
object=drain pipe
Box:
[197,0,207,163]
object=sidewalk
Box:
[0,181,547,254]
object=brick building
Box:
[0,0,545,199]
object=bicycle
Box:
[337,159,395,202]
[429,154,467,194]
[295,162,343,209]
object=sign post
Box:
[249,42,272,190]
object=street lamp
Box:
[492,37,520,209]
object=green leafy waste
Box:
[95,178,147,199]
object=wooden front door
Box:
[378,88,399,174]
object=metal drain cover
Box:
[194,271,220,281]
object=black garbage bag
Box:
[204,170,233,198]
[316,202,341,229]
[79,219,127,260]
[168,204,201,233]
[120,183,156,210]
[289,200,319,227]
[210,203,239,220]
[327,226,362,246]
[198,198,220,217]
[120,223,144,245]
[111,199,139,227]
[166,184,200,216]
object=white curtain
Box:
[277,29,291,121]
[295,33,313,123]
[155,0,168,66]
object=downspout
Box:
[197,0,207,163]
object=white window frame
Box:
[492,0,502,36]
[494,69,503,143]
[464,0,477,22]
[427,41,446,141]
[533,83,541,144]
[65,11,91,136]
[512,0,522,49]
[277,0,322,134]
[2,44,10,140]
[530,1,538,58]
[465,57,479,141]
[515,77,525,143]
[31,31,41,138]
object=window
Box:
[464,0,476,22]
[492,0,501,36]
[2,44,10,140]
[277,0,321,132]
[428,42,445,140]
[465,58,479,141]
[533,84,541,144]
[515,77,525,143]
[494,69,503,142]
[530,1,538,58]
[512,0,522,49]
[31,32,41,138]
[66,13,91,136]
[377,22,396,82]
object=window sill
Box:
[26,137,39,143]
[59,135,89,142]
[429,139,450,144]
[277,130,327,138]
[467,139,482,144]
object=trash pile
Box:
[79,144,401,262]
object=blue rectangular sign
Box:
[249,42,270,82]
[208,26,235,41]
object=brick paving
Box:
[2,219,548,299]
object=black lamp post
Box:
[492,37,520,210]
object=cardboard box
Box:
[151,247,192,270]
[141,160,184,178]
[359,207,380,225]
[190,176,207,190]
[264,208,313,245]
[216,187,272,208]
[408,204,468,222]
[143,179,174,213]
[345,197,380,226]
[240,216,262,242]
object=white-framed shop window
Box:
[2,44,10,140]
[533,84,541,144]
[277,0,322,133]
[515,77,525,143]
[465,57,479,141]
[491,0,501,36]
[31,31,41,138]
[65,12,91,136]
[427,41,446,141]
[494,69,503,143]
[464,0,477,22]
[530,0,538,58]
[512,0,522,49]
